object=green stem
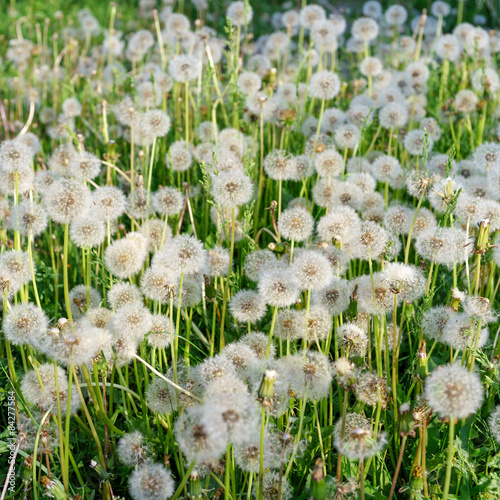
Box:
[442,419,456,500]
[63,224,73,321]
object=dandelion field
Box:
[2,0,500,499]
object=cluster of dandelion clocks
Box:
[3,1,500,499]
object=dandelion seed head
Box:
[425,364,483,420]
[300,5,326,29]
[229,289,267,324]
[21,364,80,416]
[105,233,148,279]
[9,199,48,238]
[118,431,151,467]
[351,17,379,42]
[309,71,341,101]
[334,412,387,460]
[70,216,106,248]
[4,302,48,346]
[277,206,314,242]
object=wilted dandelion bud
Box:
[258,370,277,401]
[424,364,484,420]
[332,357,357,389]
[475,219,490,254]
[41,476,67,499]
[398,403,416,437]
[310,458,326,500]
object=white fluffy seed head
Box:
[229,289,267,324]
[104,233,148,279]
[4,302,48,346]
[277,206,314,242]
[212,170,253,209]
[9,199,48,238]
[70,217,106,248]
[258,268,300,307]
[425,364,484,420]
[92,186,126,222]
[309,71,341,100]
[291,249,333,291]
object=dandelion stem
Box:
[388,435,407,500]
[442,419,456,500]
[62,223,73,321]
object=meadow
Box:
[1,1,500,499]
